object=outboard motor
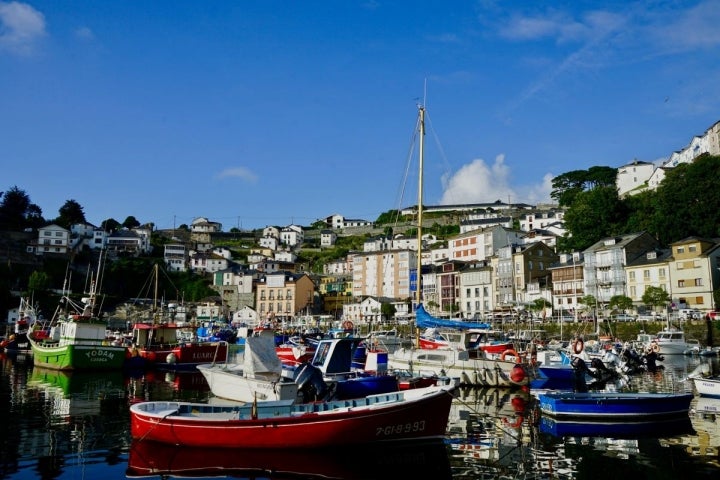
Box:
[294,362,329,402]
[570,356,589,393]
[643,349,664,373]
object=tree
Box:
[380,302,396,321]
[55,199,86,228]
[550,167,617,207]
[101,218,121,232]
[653,154,720,244]
[608,295,633,312]
[558,186,626,252]
[123,216,141,229]
[0,186,43,230]
[641,286,670,313]
[28,271,51,293]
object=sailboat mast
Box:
[415,105,425,308]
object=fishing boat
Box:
[127,438,453,479]
[418,327,512,355]
[198,334,399,403]
[275,334,317,366]
[129,383,455,448]
[197,333,300,403]
[28,255,128,371]
[0,297,36,353]
[387,105,536,389]
[693,375,720,397]
[537,391,694,419]
[128,264,228,370]
[652,326,700,355]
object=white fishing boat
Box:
[652,327,700,355]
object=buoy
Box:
[510,364,526,383]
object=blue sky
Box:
[2,1,719,231]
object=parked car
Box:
[611,314,636,322]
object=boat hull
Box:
[538,391,694,419]
[135,342,228,371]
[389,347,533,388]
[130,385,455,448]
[30,338,127,371]
[694,376,720,397]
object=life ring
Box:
[502,415,524,428]
[500,349,520,362]
[342,320,354,330]
[573,338,584,354]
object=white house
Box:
[262,226,280,238]
[164,243,188,272]
[190,251,230,274]
[280,225,304,247]
[259,236,279,250]
[320,229,337,248]
[35,224,70,255]
[191,217,222,233]
[617,160,655,197]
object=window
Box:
[689,245,697,252]
[677,246,685,254]
[678,280,685,288]
[694,278,703,287]
[629,271,635,280]
[643,270,650,280]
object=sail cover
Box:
[414,304,491,330]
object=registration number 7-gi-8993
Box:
[376,420,426,437]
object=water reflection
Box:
[127,438,452,479]
[1,351,719,479]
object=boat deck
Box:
[138,391,407,420]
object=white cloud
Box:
[440,155,553,206]
[0,1,46,55]
[216,167,258,183]
[75,26,94,41]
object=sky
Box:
[2,1,719,231]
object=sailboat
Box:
[28,251,128,371]
[387,105,537,388]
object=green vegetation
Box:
[554,154,720,251]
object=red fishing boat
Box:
[129,384,455,448]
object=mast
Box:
[416,105,425,309]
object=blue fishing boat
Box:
[538,391,693,419]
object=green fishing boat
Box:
[29,252,128,371]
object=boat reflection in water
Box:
[27,367,127,419]
[127,438,452,480]
[539,415,694,438]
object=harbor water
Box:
[1,350,718,479]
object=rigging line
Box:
[391,113,422,230]
[424,109,456,203]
